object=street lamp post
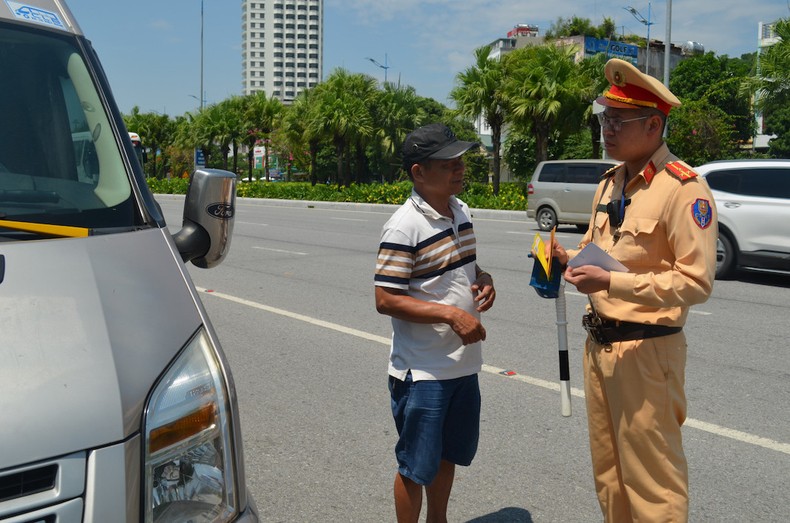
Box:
[663,0,672,88]
[365,54,390,84]
[200,0,204,110]
[624,3,654,75]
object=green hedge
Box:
[147,178,528,211]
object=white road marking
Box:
[236,221,269,226]
[331,217,367,222]
[198,288,787,456]
[252,246,308,256]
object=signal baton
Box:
[555,279,572,417]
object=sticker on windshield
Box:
[5,1,66,30]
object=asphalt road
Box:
[158,195,790,522]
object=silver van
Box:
[0,2,258,521]
[527,159,619,231]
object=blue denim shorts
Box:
[388,372,481,485]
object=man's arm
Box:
[375,286,486,345]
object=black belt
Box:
[583,314,682,344]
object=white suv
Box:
[696,160,790,279]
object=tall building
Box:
[241,0,323,104]
[754,20,780,150]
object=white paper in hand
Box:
[567,243,628,272]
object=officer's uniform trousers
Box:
[584,331,688,523]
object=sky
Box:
[64,0,789,117]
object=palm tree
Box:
[201,103,235,171]
[503,44,586,163]
[282,89,324,185]
[369,83,423,182]
[312,69,375,186]
[748,18,790,111]
[451,46,506,194]
[123,107,174,178]
[577,53,608,159]
[240,92,284,181]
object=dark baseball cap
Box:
[402,123,477,171]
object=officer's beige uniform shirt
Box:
[569,142,717,324]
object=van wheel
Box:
[536,207,557,231]
[716,233,737,279]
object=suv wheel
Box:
[536,207,557,231]
[716,233,737,280]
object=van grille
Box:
[0,465,57,503]
[0,453,85,521]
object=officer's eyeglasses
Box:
[597,113,649,132]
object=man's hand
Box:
[375,286,487,345]
[563,264,611,294]
[550,237,569,266]
[448,308,487,345]
[472,273,496,312]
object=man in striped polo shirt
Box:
[375,123,496,523]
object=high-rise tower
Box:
[241,0,323,104]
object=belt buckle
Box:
[582,313,610,345]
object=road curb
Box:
[155,194,529,222]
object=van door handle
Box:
[723,202,740,209]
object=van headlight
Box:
[143,328,238,522]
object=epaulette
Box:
[666,161,698,182]
[601,164,620,179]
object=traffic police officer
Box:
[552,58,717,522]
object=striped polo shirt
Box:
[375,190,482,381]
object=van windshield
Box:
[0,24,138,234]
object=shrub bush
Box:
[147,178,528,211]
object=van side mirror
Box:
[173,169,236,268]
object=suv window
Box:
[538,163,563,183]
[537,162,612,184]
[705,167,790,199]
[0,25,136,230]
[567,164,608,184]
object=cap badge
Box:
[613,70,626,87]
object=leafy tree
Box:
[670,53,754,144]
[763,93,790,157]
[666,99,737,165]
[503,131,536,182]
[545,16,617,40]
[452,46,506,194]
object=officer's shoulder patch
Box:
[666,161,698,182]
[691,198,713,229]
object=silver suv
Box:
[696,160,790,279]
[527,159,619,231]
